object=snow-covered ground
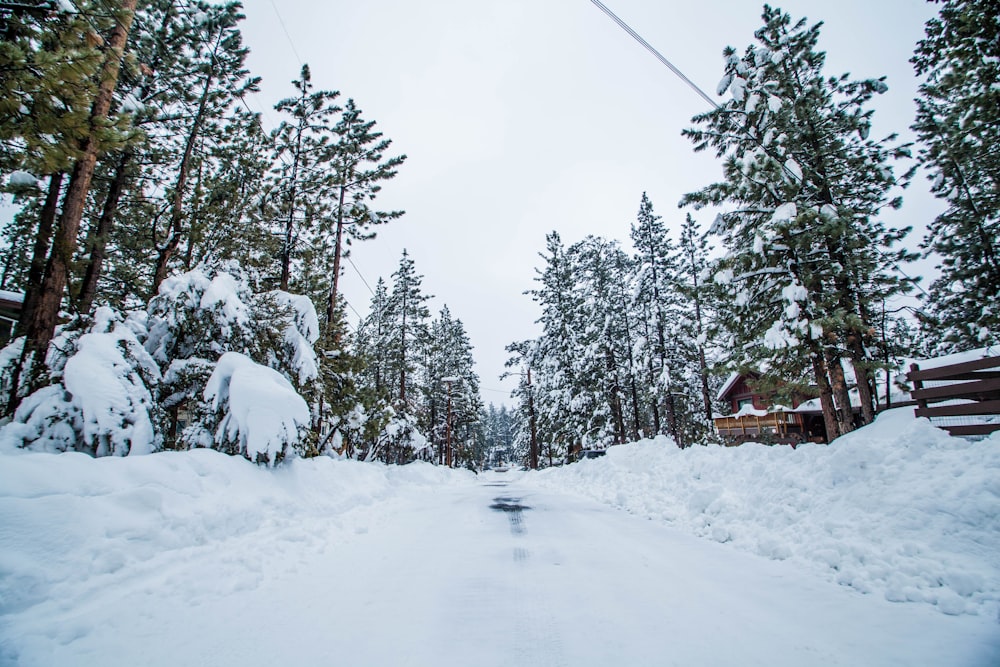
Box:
[529,408,1000,617]
[1,409,998,665]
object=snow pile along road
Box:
[0,449,476,664]
[527,408,1000,617]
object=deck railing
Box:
[907,355,1000,437]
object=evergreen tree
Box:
[677,213,720,435]
[12,0,139,415]
[268,64,340,294]
[912,0,1000,349]
[682,5,914,439]
[630,193,684,441]
[148,1,260,295]
[527,232,581,464]
[324,98,406,329]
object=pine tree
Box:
[148,1,260,296]
[324,98,406,330]
[677,213,719,433]
[503,339,540,469]
[630,193,684,441]
[527,232,581,464]
[12,0,139,415]
[268,64,340,294]
[384,250,432,413]
[912,0,1000,349]
[682,5,913,439]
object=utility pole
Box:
[526,367,538,470]
[441,376,460,468]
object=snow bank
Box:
[0,447,476,650]
[527,408,1000,617]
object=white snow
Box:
[770,201,797,223]
[7,171,42,189]
[268,290,320,385]
[529,408,1000,618]
[2,421,998,665]
[0,309,161,456]
[204,352,310,465]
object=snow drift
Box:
[527,408,1000,617]
[0,447,476,665]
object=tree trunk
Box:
[19,0,137,378]
[847,333,876,425]
[16,171,63,338]
[824,346,855,437]
[327,183,348,333]
[77,150,131,313]
[527,367,538,470]
[810,349,839,442]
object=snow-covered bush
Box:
[180,352,311,465]
[369,410,429,464]
[146,261,259,367]
[0,308,163,455]
[145,263,321,459]
[261,289,320,391]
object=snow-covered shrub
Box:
[180,352,310,465]
[370,411,429,464]
[146,263,322,458]
[261,289,320,391]
[146,261,259,367]
[0,308,163,455]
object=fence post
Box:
[910,363,927,414]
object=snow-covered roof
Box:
[0,290,24,303]
[716,371,742,401]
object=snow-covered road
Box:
[6,461,995,667]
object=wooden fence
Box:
[907,355,1000,437]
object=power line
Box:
[347,255,377,298]
[589,0,717,109]
[267,0,302,66]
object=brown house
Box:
[0,291,23,346]
[713,372,827,446]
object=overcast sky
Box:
[238,0,942,406]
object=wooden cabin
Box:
[713,372,827,446]
[0,291,23,346]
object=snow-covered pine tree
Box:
[527,232,582,465]
[912,0,1000,349]
[676,212,720,441]
[1,307,163,456]
[385,250,432,412]
[425,306,482,468]
[682,6,913,439]
[503,339,540,469]
[74,0,230,311]
[355,277,393,401]
[146,260,318,458]
[569,236,631,448]
[629,193,685,442]
[362,250,432,464]
[267,64,340,294]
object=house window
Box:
[737,398,754,410]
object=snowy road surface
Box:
[4,465,997,667]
